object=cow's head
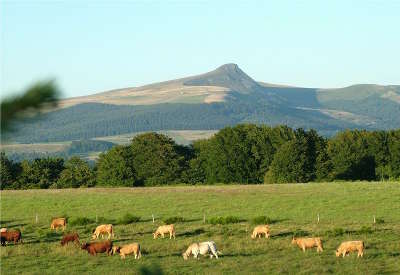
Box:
[153,232,158,239]
[182,252,188,260]
[112,246,121,255]
[291,237,296,244]
[81,243,89,250]
[335,250,340,257]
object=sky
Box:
[1,0,399,99]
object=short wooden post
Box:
[373,215,376,224]
[35,213,38,224]
[203,213,206,223]
[152,214,155,223]
[96,214,98,223]
[317,213,320,223]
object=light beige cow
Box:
[50,218,66,231]
[336,241,364,258]
[292,237,323,252]
[112,243,141,259]
[0,228,7,233]
[251,225,270,239]
[92,224,114,240]
[153,224,175,239]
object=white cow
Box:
[182,241,221,260]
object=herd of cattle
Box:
[1,218,365,260]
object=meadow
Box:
[1,182,399,274]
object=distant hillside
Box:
[6,64,400,143]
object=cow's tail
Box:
[217,250,223,255]
[138,244,142,259]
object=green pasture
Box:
[1,182,399,274]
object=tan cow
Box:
[292,237,323,252]
[153,224,175,239]
[51,218,66,231]
[92,224,114,240]
[112,243,141,259]
[251,225,270,239]
[336,241,364,258]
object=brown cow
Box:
[51,218,66,231]
[1,230,22,246]
[81,240,113,256]
[60,233,80,246]
[292,237,323,252]
[336,241,364,258]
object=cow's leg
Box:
[213,251,218,259]
[162,233,165,238]
[302,245,306,252]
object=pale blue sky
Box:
[1,0,399,99]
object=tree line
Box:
[1,124,400,189]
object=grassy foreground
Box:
[1,182,399,274]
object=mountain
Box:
[6,64,400,143]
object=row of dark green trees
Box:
[1,124,400,189]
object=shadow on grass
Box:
[221,251,265,257]
[272,230,309,239]
[177,228,205,237]
[270,218,288,225]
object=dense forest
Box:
[1,124,400,189]
[7,90,371,143]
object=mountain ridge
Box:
[8,63,400,143]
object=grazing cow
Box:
[336,241,364,258]
[60,233,80,246]
[0,228,7,233]
[112,243,141,259]
[153,224,175,239]
[292,237,323,252]
[92,224,114,240]
[1,230,22,246]
[251,225,270,239]
[81,240,113,256]
[51,218,66,231]
[182,241,221,260]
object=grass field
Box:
[1,182,399,274]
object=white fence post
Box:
[35,213,38,224]
[373,215,376,224]
[152,214,155,223]
[317,213,320,223]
